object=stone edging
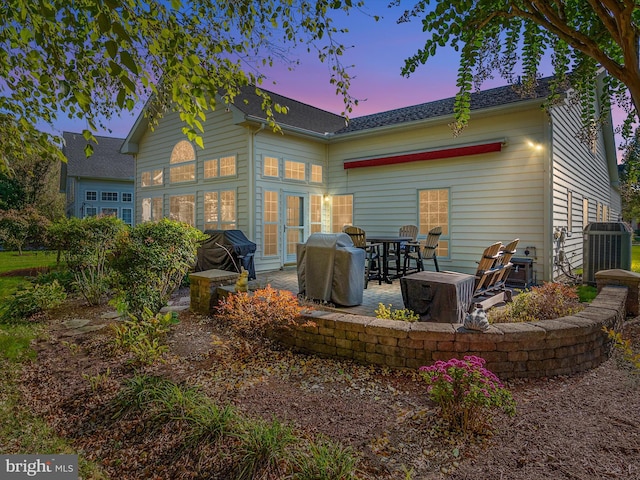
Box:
[274,286,627,379]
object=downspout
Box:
[248,123,266,240]
[543,111,554,282]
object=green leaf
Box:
[119,50,138,74]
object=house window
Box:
[169,194,195,226]
[142,197,163,222]
[102,192,118,202]
[311,165,323,183]
[102,207,118,217]
[264,156,279,177]
[122,192,132,202]
[603,204,609,222]
[169,141,196,183]
[596,202,603,221]
[263,191,278,256]
[204,190,236,230]
[204,159,218,178]
[142,169,163,187]
[310,194,322,234]
[419,189,449,257]
[285,160,305,181]
[121,208,133,225]
[84,207,97,217]
[331,194,353,232]
[220,155,236,177]
[567,190,573,232]
[583,198,589,228]
[86,191,97,201]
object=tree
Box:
[398,1,639,140]
[0,0,364,172]
[0,207,50,255]
[620,130,640,223]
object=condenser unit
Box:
[583,222,632,285]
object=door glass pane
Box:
[286,196,303,255]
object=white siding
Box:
[135,108,250,233]
[550,99,621,279]
[328,107,549,280]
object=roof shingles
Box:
[63,132,134,179]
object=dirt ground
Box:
[16,289,640,479]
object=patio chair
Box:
[403,226,442,275]
[343,226,382,288]
[386,224,419,276]
[490,238,520,288]
[473,241,504,297]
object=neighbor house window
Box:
[220,155,236,176]
[169,194,195,226]
[285,160,305,181]
[102,191,118,202]
[84,207,97,217]
[603,204,609,222]
[331,194,353,232]
[583,198,589,228]
[596,202,603,221]
[122,192,132,202]
[121,208,133,225]
[310,194,322,234]
[141,169,163,187]
[567,190,573,232]
[263,191,278,256]
[102,207,118,217]
[204,190,236,230]
[85,191,97,201]
[311,165,323,183]
[419,188,449,257]
[169,140,196,183]
[264,156,279,177]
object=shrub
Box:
[110,219,206,318]
[604,327,640,371]
[290,437,360,480]
[111,309,179,365]
[488,282,584,323]
[419,356,515,435]
[48,215,127,305]
[34,268,75,292]
[0,206,50,255]
[375,303,419,322]
[216,285,306,337]
[0,280,66,323]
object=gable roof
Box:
[63,132,134,180]
[231,86,347,135]
[121,76,557,152]
[336,77,554,134]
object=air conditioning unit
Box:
[583,222,632,285]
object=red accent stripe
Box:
[343,142,503,169]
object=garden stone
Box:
[463,304,490,331]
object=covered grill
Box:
[297,233,365,306]
[195,230,257,279]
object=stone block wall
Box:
[274,286,627,379]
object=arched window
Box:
[169,140,196,183]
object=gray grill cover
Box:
[297,233,365,306]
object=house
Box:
[61,132,135,225]
[121,76,621,283]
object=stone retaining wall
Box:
[274,286,627,379]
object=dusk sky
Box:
[54,3,627,154]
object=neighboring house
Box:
[121,76,621,283]
[61,132,135,225]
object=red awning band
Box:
[343,141,503,170]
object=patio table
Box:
[366,235,413,283]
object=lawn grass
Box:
[0,250,58,275]
[632,244,640,273]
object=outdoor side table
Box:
[400,271,475,323]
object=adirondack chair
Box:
[491,238,520,288]
[473,241,504,297]
[403,226,442,275]
[343,226,382,288]
[473,239,519,309]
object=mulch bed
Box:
[13,291,640,479]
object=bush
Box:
[488,282,584,323]
[216,285,306,338]
[0,206,50,255]
[34,268,75,292]
[419,356,515,435]
[111,219,206,318]
[0,280,66,323]
[375,303,419,322]
[111,309,179,365]
[48,215,127,305]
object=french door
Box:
[283,193,305,264]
